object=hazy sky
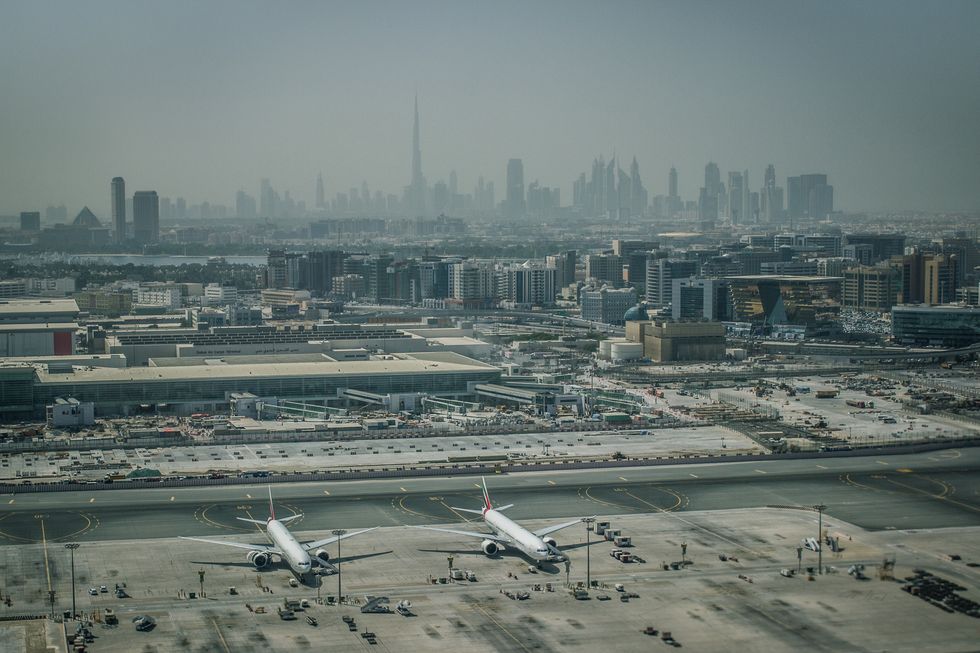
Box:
[1,0,978,216]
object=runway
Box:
[1,449,978,545]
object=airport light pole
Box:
[64,543,79,620]
[581,517,595,588]
[332,529,346,602]
[813,504,827,575]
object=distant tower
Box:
[505,159,525,219]
[132,191,159,244]
[409,95,426,213]
[111,177,126,243]
[315,172,325,209]
[742,169,751,225]
[668,166,678,199]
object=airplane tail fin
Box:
[481,476,492,513]
[268,486,276,521]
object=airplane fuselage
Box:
[484,509,562,563]
[265,520,313,575]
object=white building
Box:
[134,285,181,309]
[203,283,239,306]
[581,286,637,325]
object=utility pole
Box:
[813,504,827,575]
[581,517,595,587]
[64,543,79,620]
[332,529,347,602]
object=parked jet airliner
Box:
[180,487,376,581]
[413,477,585,567]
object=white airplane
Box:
[412,477,585,567]
[180,487,377,580]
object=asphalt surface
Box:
[1,449,978,545]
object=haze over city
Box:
[2,0,979,215]
[1,3,980,653]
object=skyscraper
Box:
[727,171,743,224]
[505,158,525,219]
[408,95,427,213]
[668,166,678,199]
[629,157,647,218]
[761,164,783,223]
[132,191,159,244]
[315,172,325,209]
[111,176,126,243]
[741,169,751,224]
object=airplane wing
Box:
[410,525,510,544]
[302,527,380,551]
[178,536,279,554]
[533,519,585,538]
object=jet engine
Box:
[247,550,271,569]
[314,549,330,564]
[481,539,501,556]
[543,537,558,549]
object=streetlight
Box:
[64,543,79,620]
[332,529,347,602]
[580,517,595,588]
[813,504,827,575]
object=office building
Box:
[846,233,906,263]
[19,211,40,232]
[645,258,699,308]
[892,305,980,347]
[671,278,731,321]
[843,266,901,312]
[132,191,159,244]
[584,254,624,287]
[581,287,637,325]
[924,254,959,305]
[111,176,126,243]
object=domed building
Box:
[623,303,649,323]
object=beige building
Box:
[626,320,725,362]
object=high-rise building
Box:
[741,169,751,224]
[315,172,325,209]
[408,95,427,214]
[671,278,732,321]
[645,258,699,308]
[132,191,159,244]
[727,171,743,223]
[761,164,783,223]
[505,158,525,219]
[235,191,256,219]
[19,211,40,232]
[629,157,647,218]
[786,176,803,222]
[581,287,638,325]
[667,166,680,215]
[111,177,126,243]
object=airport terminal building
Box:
[0,352,501,420]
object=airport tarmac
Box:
[2,505,979,652]
[0,425,759,482]
[1,449,978,547]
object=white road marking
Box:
[754,469,767,474]
[689,473,699,478]
[816,464,827,469]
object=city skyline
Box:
[1,0,978,215]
